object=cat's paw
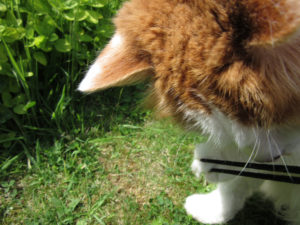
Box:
[191,158,236,183]
[191,158,213,178]
[191,159,228,182]
[184,193,235,224]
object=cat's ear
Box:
[249,0,300,46]
[78,33,153,93]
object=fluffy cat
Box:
[79,0,300,224]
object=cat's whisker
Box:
[271,135,293,179]
[201,158,300,184]
[277,154,292,179]
[237,146,257,178]
[238,128,260,177]
[266,130,277,171]
[252,127,261,160]
[78,0,300,223]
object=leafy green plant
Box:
[0,0,126,153]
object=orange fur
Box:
[78,2,300,223]
[81,0,300,128]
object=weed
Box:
[0,0,126,151]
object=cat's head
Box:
[79,0,300,128]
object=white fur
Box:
[78,33,124,92]
[110,33,123,49]
[184,107,300,224]
[185,192,229,224]
[185,178,262,224]
[78,63,103,92]
[183,108,300,162]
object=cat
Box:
[78,0,300,224]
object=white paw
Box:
[191,159,228,182]
[184,193,235,224]
[191,159,212,178]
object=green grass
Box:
[0,1,288,224]
[0,115,286,225]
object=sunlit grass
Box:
[1,119,204,224]
[0,117,286,225]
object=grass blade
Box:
[1,154,20,171]
[2,39,29,94]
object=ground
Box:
[0,119,286,225]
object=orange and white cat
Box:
[79,0,300,224]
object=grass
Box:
[0,111,287,225]
[1,1,288,224]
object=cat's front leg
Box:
[185,177,262,224]
[191,142,240,182]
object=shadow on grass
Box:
[228,193,287,225]
[135,191,287,225]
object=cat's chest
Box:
[183,106,300,162]
[183,107,255,147]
